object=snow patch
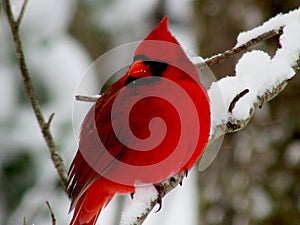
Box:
[120,185,158,225]
[236,8,300,47]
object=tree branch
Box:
[204,27,283,67]
[2,0,68,192]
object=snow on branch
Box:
[209,7,300,142]
[121,8,300,225]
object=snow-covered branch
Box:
[209,8,300,142]
[122,8,300,225]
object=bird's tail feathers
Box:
[69,188,113,225]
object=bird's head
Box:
[125,16,199,85]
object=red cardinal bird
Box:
[68,17,210,225]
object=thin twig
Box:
[228,89,250,113]
[16,0,29,26]
[46,201,56,225]
[75,95,100,102]
[2,0,68,192]
[204,27,283,67]
[44,113,55,130]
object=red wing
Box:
[67,85,127,209]
[67,86,179,209]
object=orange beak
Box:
[128,60,152,79]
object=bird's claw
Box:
[179,170,188,186]
[130,192,135,199]
[154,184,164,213]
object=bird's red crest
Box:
[134,16,198,81]
[144,17,179,44]
[135,17,187,65]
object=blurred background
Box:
[0,0,300,225]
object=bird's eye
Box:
[144,61,168,77]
